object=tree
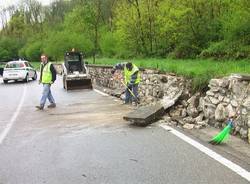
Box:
[43,31,94,60]
[1,0,249,60]
[0,36,23,61]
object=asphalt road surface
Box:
[0,77,249,184]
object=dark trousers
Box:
[125,84,138,103]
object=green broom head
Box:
[209,119,234,145]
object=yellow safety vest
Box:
[41,62,52,84]
[124,63,141,85]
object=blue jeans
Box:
[125,84,138,103]
[40,84,55,107]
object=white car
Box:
[3,60,37,84]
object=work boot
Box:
[122,101,129,105]
[132,101,137,106]
[48,103,56,108]
[35,105,44,110]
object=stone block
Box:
[231,73,250,81]
[123,103,165,126]
[183,123,195,130]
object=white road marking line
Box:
[93,89,109,96]
[160,124,250,182]
[0,85,27,144]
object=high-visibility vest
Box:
[41,62,52,84]
[124,63,141,85]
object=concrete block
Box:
[123,103,165,126]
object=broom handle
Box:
[113,73,136,99]
[120,80,136,99]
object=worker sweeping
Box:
[111,62,141,105]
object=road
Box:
[0,77,249,184]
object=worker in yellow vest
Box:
[36,54,57,110]
[111,62,141,105]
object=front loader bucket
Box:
[65,78,92,90]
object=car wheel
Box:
[63,75,66,89]
[3,80,8,84]
[32,72,37,80]
[24,74,29,83]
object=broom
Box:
[209,83,250,145]
[112,72,137,100]
[209,119,234,145]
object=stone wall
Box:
[88,65,189,106]
[88,65,250,142]
[202,76,250,139]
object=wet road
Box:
[0,77,249,184]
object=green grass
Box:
[88,58,250,91]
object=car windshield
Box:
[6,62,25,68]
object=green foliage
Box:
[18,33,44,61]
[0,0,250,67]
[100,31,117,57]
[0,48,10,62]
[43,31,94,60]
[201,0,250,59]
[6,11,26,38]
[88,57,250,90]
[24,41,43,61]
[222,3,250,44]
[0,36,23,61]
[200,41,228,58]
[30,62,41,70]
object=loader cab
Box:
[62,51,92,90]
[64,51,86,74]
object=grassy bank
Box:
[88,58,250,91]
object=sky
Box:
[0,0,52,8]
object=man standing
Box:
[111,62,141,105]
[36,54,57,110]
